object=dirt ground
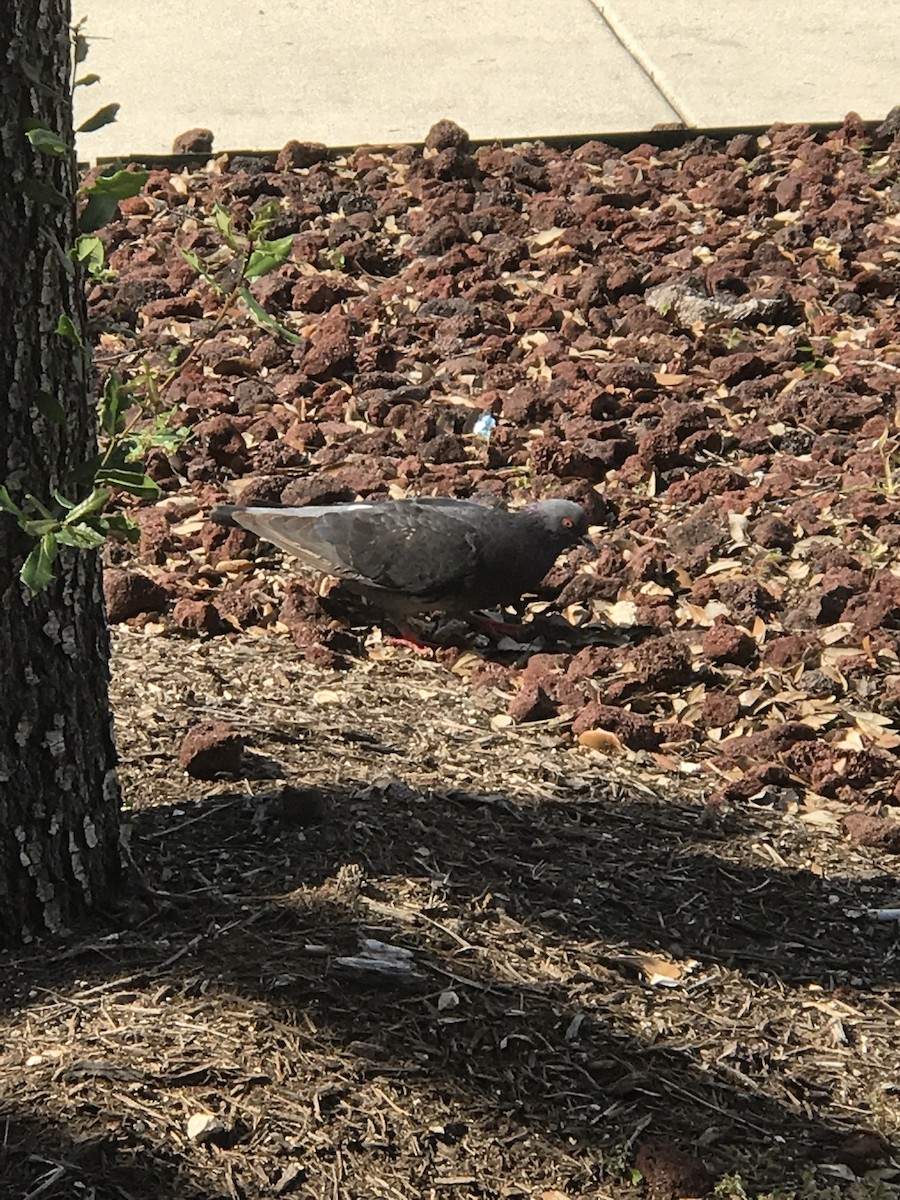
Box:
[1,631,899,1199]
[3,114,900,1197]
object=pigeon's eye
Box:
[561,517,574,529]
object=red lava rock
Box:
[468,661,513,691]
[144,447,179,488]
[73,124,900,817]
[279,477,358,507]
[276,140,328,170]
[701,621,757,666]
[720,721,818,763]
[633,1137,711,1199]
[701,691,741,728]
[302,313,355,380]
[708,763,793,808]
[103,569,170,623]
[762,634,817,668]
[572,702,662,751]
[659,721,698,745]
[193,416,249,472]
[634,596,676,629]
[668,515,728,558]
[843,812,900,853]
[250,272,296,312]
[751,514,795,550]
[521,653,570,686]
[843,592,900,635]
[171,598,223,634]
[566,645,619,684]
[507,683,557,723]
[179,720,243,779]
[708,351,765,384]
[556,573,621,607]
[623,636,693,690]
[424,119,470,153]
[421,433,466,464]
[811,567,868,622]
[291,276,340,312]
[666,468,746,505]
[216,580,264,628]
[201,519,257,561]
[172,127,213,154]
[136,508,173,563]
[716,579,779,620]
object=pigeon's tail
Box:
[208,504,342,576]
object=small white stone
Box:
[186,1113,227,1144]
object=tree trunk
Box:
[0,0,121,943]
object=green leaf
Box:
[21,517,59,537]
[23,493,55,520]
[21,532,59,594]
[73,234,105,276]
[83,167,148,200]
[79,167,148,231]
[0,485,26,522]
[77,102,120,133]
[93,467,161,499]
[247,200,280,240]
[244,234,294,280]
[78,191,119,233]
[56,313,83,348]
[179,247,223,291]
[35,391,67,425]
[65,487,111,524]
[25,126,70,156]
[100,372,127,435]
[56,523,106,550]
[179,248,203,273]
[212,202,241,252]
[100,512,140,543]
[75,72,100,87]
[237,286,304,344]
[20,178,68,208]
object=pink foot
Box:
[386,633,436,656]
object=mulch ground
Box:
[3,114,900,1199]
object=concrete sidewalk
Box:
[74,0,900,159]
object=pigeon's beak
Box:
[580,533,597,553]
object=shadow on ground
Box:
[1,778,898,1198]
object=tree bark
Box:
[0,0,121,943]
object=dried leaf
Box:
[577,729,625,754]
[640,957,684,987]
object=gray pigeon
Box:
[210,497,592,616]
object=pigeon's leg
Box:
[386,630,436,656]
[385,615,474,654]
[469,607,533,640]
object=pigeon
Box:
[210,497,592,617]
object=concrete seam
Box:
[583,0,696,128]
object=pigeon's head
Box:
[529,499,593,551]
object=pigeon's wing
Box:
[210,505,356,577]
[315,501,485,600]
[214,501,489,602]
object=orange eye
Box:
[562,517,574,528]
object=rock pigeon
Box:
[210,497,592,616]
